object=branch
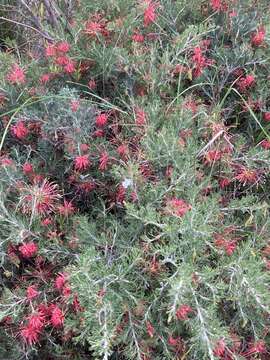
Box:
[42,0,59,28]
[0,16,54,42]
[17,0,54,41]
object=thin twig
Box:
[0,16,54,41]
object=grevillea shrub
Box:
[0,0,270,359]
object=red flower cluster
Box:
[96,112,109,127]
[204,150,222,165]
[214,229,239,256]
[20,180,60,216]
[21,312,45,345]
[210,0,228,12]
[74,155,90,171]
[58,199,75,217]
[23,162,34,175]
[45,41,75,74]
[116,185,126,204]
[213,339,226,357]
[192,47,213,78]
[176,304,193,320]
[236,74,255,92]
[251,26,266,47]
[144,1,159,27]
[70,100,80,112]
[6,64,26,85]
[260,139,270,150]
[241,340,266,357]
[84,15,109,38]
[26,285,39,301]
[219,177,231,189]
[50,305,64,328]
[146,321,155,337]
[117,144,128,159]
[19,242,38,258]
[235,166,259,185]
[135,108,147,126]
[263,112,270,122]
[99,151,109,171]
[11,120,29,139]
[132,31,145,43]
[166,198,192,218]
[21,303,65,345]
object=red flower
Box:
[116,185,126,204]
[166,198,192,217]
[40,73,51,84]
[184,98,198,114]
[84,19,109,38]
[96,113,109,127]
[93,129,105,138]
[73,294,83,313]
[28,313,45,331]
[251,27,266,47]
[260,139,270,150]
[23,162,33,174]
[135,108,147,126]
[168,336,179,347]
[219,177,231,189]
[20,180,60,216]
[144,1,158,27]
[132,32,145,43]
[204,150,222,165]
[45,44,56,57]
[54,273,67,291]
[176,305,193,320]
[50,305,64,328]
[213,339,226,357]
[11,121,29,139]
[210,0,228,12]
[244,74,255,87]
[62,285,71,297]
[55,55,69,66]
[146,321,154,338]
[192,47,213,78]
[99,151,109,171]
[263,112,270,121]
[235,167,259,185]
[242,340,266,357]
[57,41,70,53]
[78,181,96,193]
[214,234,237,256]
[172,64,187,76]
[58,199,75,217]
[88,79,96,90]
[236,74,255,92]
[131,191,138,203]
[117,144,128,159]
[7,64,26,85]
[41,217,53,226]
[80,143,89,153]
[19,242,38,258]
[26,285,39,301]
[21,324,40,345]
[38,303,51,318]
[64,60,76,74]
[70,100,80,112]
[74,155,90,171]
[0,157,13,167]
